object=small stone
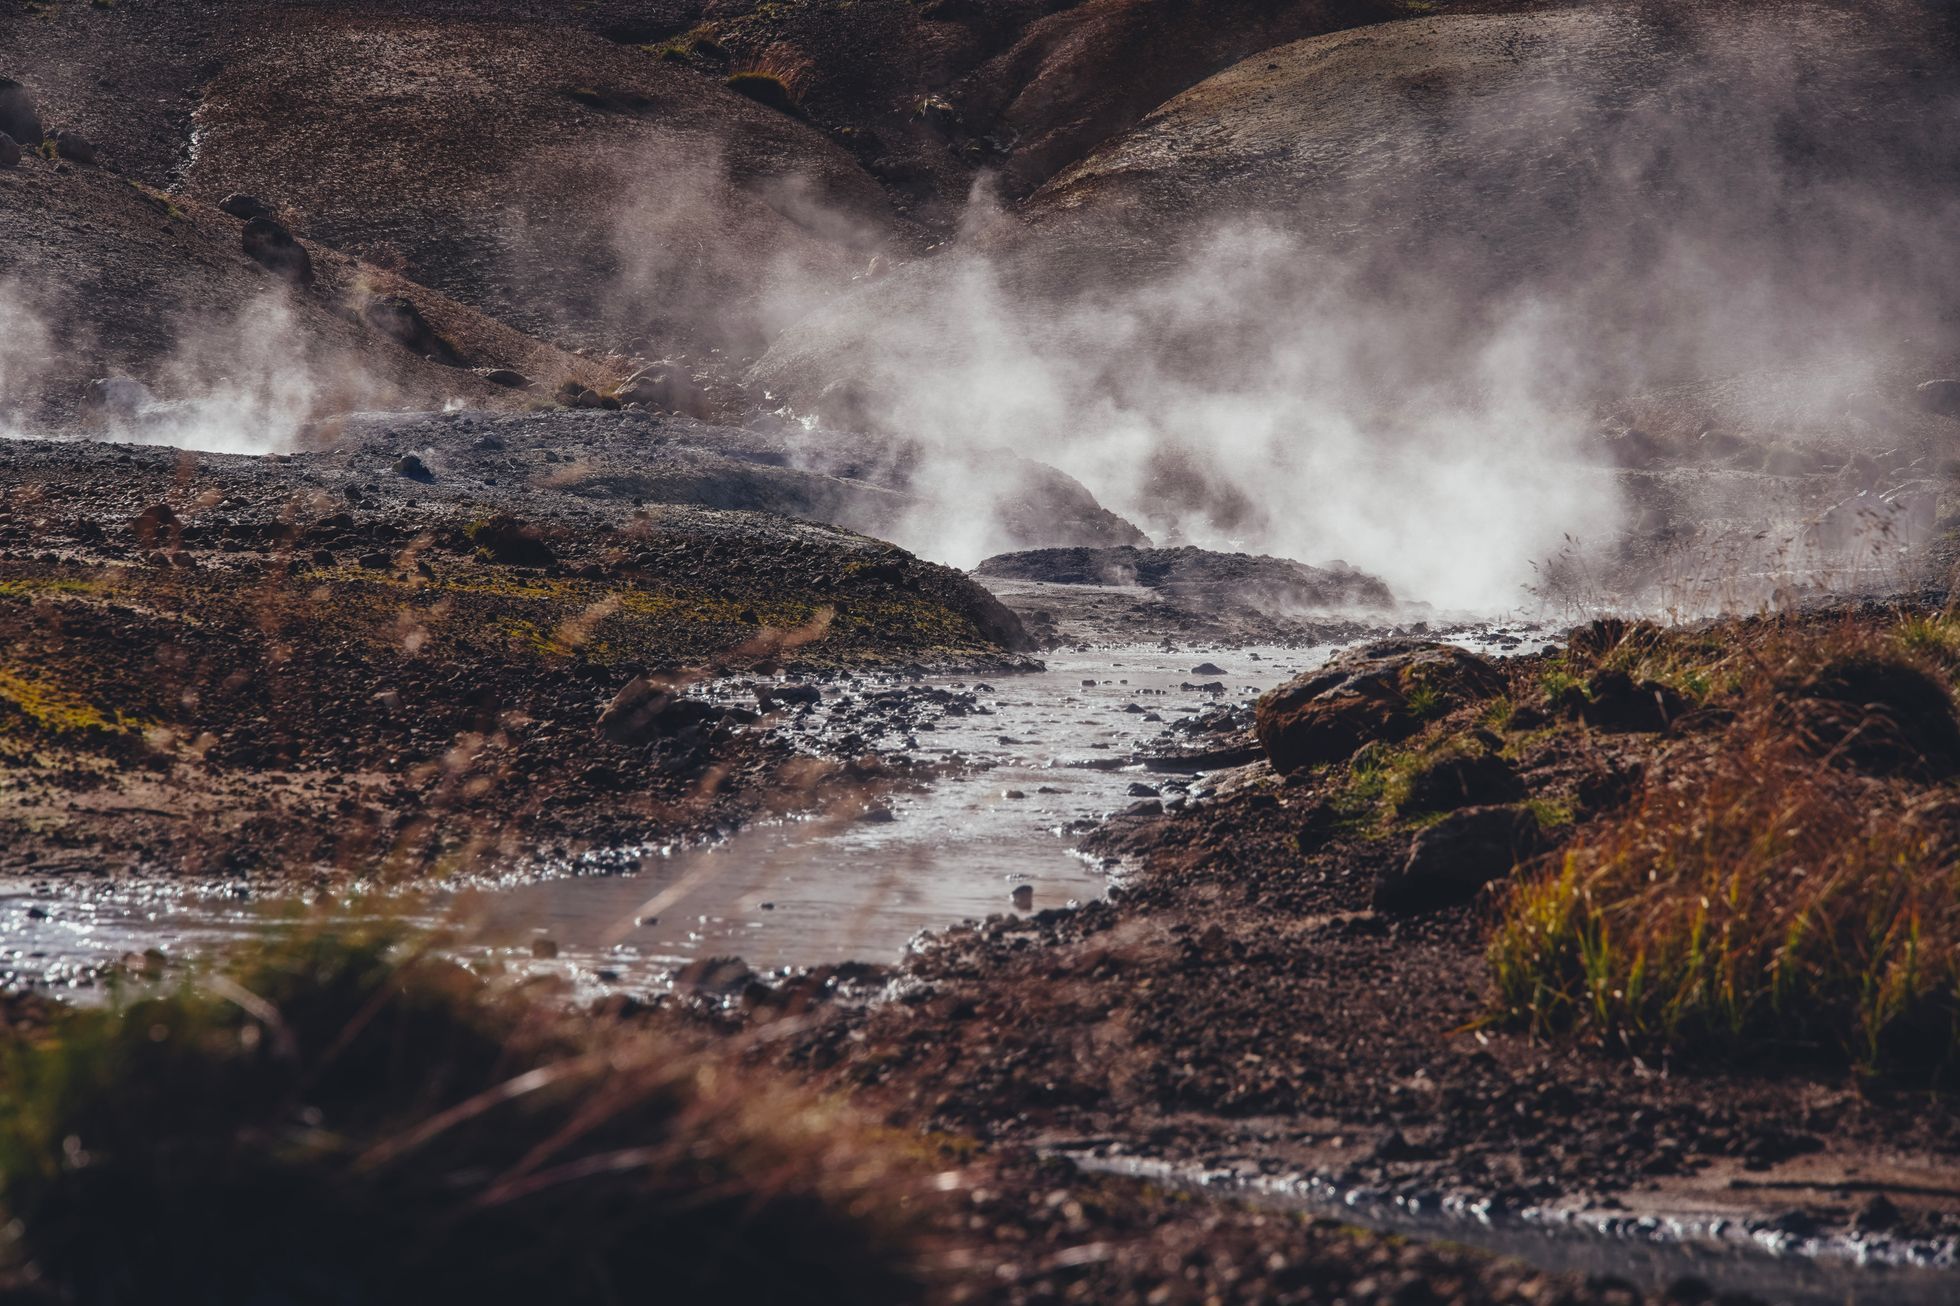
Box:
[530,938,559,960]
[1191,662,1227,676]
[218,193,276,222]
[393,452,432,481]
[1126,781,1161,798]
[1010,884,1034,909]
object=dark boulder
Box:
[0,80,42,148]
[597,676,721,746]
[477,368,531,389]
[1578,669,1688,733]
[129,503,180,549]
[1254,641,1506,773]
[1375,805,1543,913]
[1401,750,1524,814]
[362,294,463,366]
[0,133,19,169]
[466,514,555,567]
[241,217,314,287]
[393,453,432,482]
[46,130,96,165]
[218,193,276,222]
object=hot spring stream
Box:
[0,636,1953,1303]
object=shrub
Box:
[1488,736,1960,1077]
[0,928,924,1303]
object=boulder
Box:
[362,294,462,365]
[240,217,314,287]
[1375,805,1543,914]
[1400,750,1524,814]
[129,503,181,549]
[599,670,725,741]
[0,79,41,148]
[46,130,96,165]
[0,133,19,170]
[477,368,531,389]
[1254,641,1506,773]
[393,453,432,482]
[466,513,556,567]
[1576,669,1688,733]
[218,193,277,222]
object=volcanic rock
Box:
[240,217,314,286]
[0,79,41,147]
[218,192,277,221]
[0,133,18,169]
[1254,641,1505,774]
[1375,805,1543,913]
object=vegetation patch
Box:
[1488,734,1960,1077]
[0,927,926,1302]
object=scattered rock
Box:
[757,683,822,711]
[1375,805,1543,913]
[1190,662,1227,676]
[597,675,681,746]
[1126,782,1161,798]
[129,503,180,549]
[217,193,276,222]
[0,79,42,147]
[240,217,314,286]
[1853,1193,1901,1232]
[466,513,555,567]
[1011,884,1034,909]
[393,453,432,481]
[672,955,756,996]
[1255,641,1506,773]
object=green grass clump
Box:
[0,928,924,1303]
[1488,738,1960,1078]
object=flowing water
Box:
[0,643,1336,997]
[2,628,1953,1304]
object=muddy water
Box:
[0,644,1335,995]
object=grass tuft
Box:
[0,927,925,1303]
[1488,733,1960,1077]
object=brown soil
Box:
[0,432,1030,889]
[734,609,1960,1272]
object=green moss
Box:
[0,668,151,738]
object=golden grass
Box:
[1491,611,1960,1076]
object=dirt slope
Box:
[0,146,606,437]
